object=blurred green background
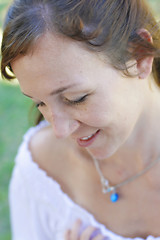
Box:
[0,1,35,239]
[0,0,160,239]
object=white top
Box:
[9,120,160,240]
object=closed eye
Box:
[65,94,88,105]
[35,94,89,108]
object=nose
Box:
[50,111,80,139]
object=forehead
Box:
[12,34,112,98]
[12,32,103,73]
[12,32,105,90]
[11,32,118,101]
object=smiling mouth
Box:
[77,129,100,147]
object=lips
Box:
[77,129,100,147]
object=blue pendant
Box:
[110,192,119,202]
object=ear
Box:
[136,29,153,79]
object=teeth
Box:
[81,133,94,140]
[79,130,99,141]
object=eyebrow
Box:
[22,84,76,99]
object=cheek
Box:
[80,96,134,130]
[78,102,112,127]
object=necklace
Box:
[92,156,160,203]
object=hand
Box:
[64,219,108,240]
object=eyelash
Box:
[35,102,45,108]
[35,94,88,108]
[65,94,88,105]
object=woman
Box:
[1,0,160,239]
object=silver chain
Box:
[92,156,160,194]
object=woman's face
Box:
[12,33,145,160]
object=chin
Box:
[86,130,129,160]
[86,144,119,161]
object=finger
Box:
[80,226,99,240]
[70,219,82,240]
[64,229,71,240]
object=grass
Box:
[0,81,35,240]
[148,0,160,18]
[0,0,160,239]
[0,0,11,28]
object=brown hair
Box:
[1,0,160,123]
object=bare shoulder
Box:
[28,124,70,171]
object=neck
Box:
[123,80,160,163]
[96,77,160,185]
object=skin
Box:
[11,32,160,237]
[12,32,156,161]
[64,219,106,240]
